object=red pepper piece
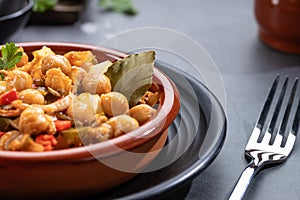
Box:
[0,90,18,105]
[0,132,5,137]
[35,135,58,151]
[54,120,72,131]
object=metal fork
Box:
[228,76,300,200]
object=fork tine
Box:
[279,78,298,136]
[256,75,280,130]
[290,87,300,137]
[273,78,298,146]
[284,97,300,151]
[261,77,289,144]
[273,134,283,147]
[260,131,272,144]
[247,76,280,145]
[246,75,280,146]
[283,82,300,154]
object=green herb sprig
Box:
[0,42,22,70]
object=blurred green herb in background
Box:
[99,0,137,15]
[33,0,137,15]
[33,0,58,13]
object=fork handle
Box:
[228,160,260,200]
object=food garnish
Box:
[105,51,155,107]
[0,42,22,70]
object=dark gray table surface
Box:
[11,0,300,199]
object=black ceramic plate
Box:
[92,62,227,200]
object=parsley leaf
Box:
[33,0,58,13]
[99,0,137,15]
[0,42,23,70]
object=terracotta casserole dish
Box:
[0,42,180,200]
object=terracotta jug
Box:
[255,0,300,54]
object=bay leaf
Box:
[88,60,112,75]
[105,51,155,107]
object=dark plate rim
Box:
[0,0,33,21]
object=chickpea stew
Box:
[0,43,159,152]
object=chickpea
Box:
[16,48,29,68]
[98,123,113,139]
[45,68,72,95]
[19,107,56,135]
[18,89,45,105]
[69,66,87,84]
[67,99,95,125]
[32,46,55,60]
[81,73,111,95]
[41,55,72,75]
[95,114,108,124]
[67,93,102,125]
[106,114,139,137]
[101,92,129,117]
[64,51,97,68]
[0,131,20,150]
[129,104,157,125]
[0,81,7,95]
[32,68,45,87]
[5,70,33,91]
[139,91,159,106]
[81,123,113,145]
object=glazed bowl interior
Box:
[0,0,33,43]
